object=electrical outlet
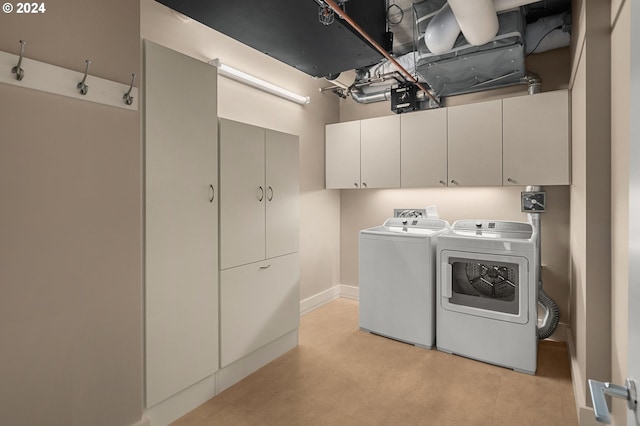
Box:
[394,209,427,218]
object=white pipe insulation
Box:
[424,4,460,55]
[424,0,540,55]
[447,0,498,46]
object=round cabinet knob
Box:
[450,179,458,185]
[354,182,359,188]
[439,180,446,186]
[362,182,367,188]
[507,177,515,183]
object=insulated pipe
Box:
[350,88,392,104]
[426,0,539,53]
[323,0,440,107]
[447,0,499,46]
[424,3,461,55]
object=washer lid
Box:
[451,220,533,240]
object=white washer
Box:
[359,218,450,348]
[436,220,538,374]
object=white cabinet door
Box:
[448,100,503,187]
[361,115,401,188]
[400,108,448,188]
[220,253,300,367]
[219,119,266,269]
[503,90,570,185]
[144,41,218,407]
[266,130,299,259]
[325,121,361,189]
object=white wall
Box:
[569,0,613,421]
[0,1,143,425]
[141,0,341,301]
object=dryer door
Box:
[439,250,530,324]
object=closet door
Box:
[265,129,299,259]
[219,119,266,269]
[144,41,218,407]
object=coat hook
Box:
[77,59,91,95]
[11,40,27,81]
[123,73,136,105]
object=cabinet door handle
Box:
[259,264,271,270]
[362,182,367,188]
[209,184,215,203]
[507,177,515,184]
[257,186,264,202]
[354,182,359,188]
[267,186,273,201]
[450,179,458,185]
[439,180,446,186]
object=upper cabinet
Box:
[219,119,299,270]
[326,116,400,189]
[325,121,360,189]
[447,99,503,187]
[503,90,570,185]
[360,115,401,188]
[400,108,448,188]
[325,90,570,189]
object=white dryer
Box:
[359,218,450,349]
[436,220,538,374]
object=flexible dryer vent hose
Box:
[537,286,560,340]
[526,185,560,340]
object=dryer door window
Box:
[440,251,530,324]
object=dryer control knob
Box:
[475,221,482,228]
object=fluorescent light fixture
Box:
[209,59,310,105]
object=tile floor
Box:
[173,298,578,425]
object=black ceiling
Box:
[155,0,387,78]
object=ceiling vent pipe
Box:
[426,0,541,54]
[524,72,542,95]
[446,0,498,46]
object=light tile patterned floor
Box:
[173,298,578,425]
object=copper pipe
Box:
[324,0,440,107]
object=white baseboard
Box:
[215,329,298,394]
[130,417,151,426]
[567,328,600,426]
[339,284,359,300]
[300,286,340,316]
[144,373,216,426]
[300,285,360,316]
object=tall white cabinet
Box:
[144,41,219,407]
[219,118,300,368]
